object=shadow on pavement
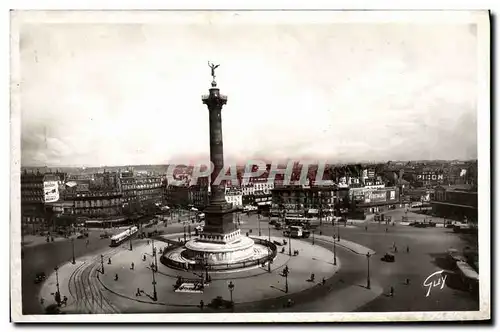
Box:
[442,271,471,292]
[270,285,287,293]
[428,253,457,272]
[311,257,336,266]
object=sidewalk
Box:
[314,235,376,256]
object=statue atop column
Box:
[208,61,220,85]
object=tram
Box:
[110,226,138,247]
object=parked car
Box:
[209,296,233,309]
[381,253,395,262]
[34,272,47,284]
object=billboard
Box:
[365,190,387,204]
[43,181,60,203]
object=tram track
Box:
[67,246,124,314]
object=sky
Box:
[18,17,479,167]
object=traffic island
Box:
[97,235,341,313]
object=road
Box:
[237,209,479,312]
[21,212,201,315]
[22,208,479,314]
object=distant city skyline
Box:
[19,13,478,167]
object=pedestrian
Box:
[406,245,410,253]
[136,288,141,296]
[394,246,398,253]
[40,298,44,306]
[385,228,388,233]
[131,262,134,270]
[365,226,368,231]
[147,240,150,245]
[322,277,326,285]
[114,273,119,281]
[108,257,112,265]
[390,286,394,297]
[200,300,204,310]
[63,295,68,306]
[405,278,410,285]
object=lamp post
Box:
[333,235,337,266]
[129,230,133,251]
[259,216,261,236]
[54,266,60,295]
[366,251,371,289]
[319,191,323,230]
[288,227,292,256]
[71,238,76,264]
[153,247,158,272]
[151,264,158,301]
[268,248,272,273]
[312,229,315,245]
[337,221,341,241]
[284,266,289,293]
[100,254,104,273]
[183,223,187,242]
[228,281,235,304]
[205,259,209,281]
[188,224,191,239]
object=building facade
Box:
[270,185,337,217]
[120,171,163,206]
[431,185,478,222]
[225,188,243,208]
[21,171,63,231]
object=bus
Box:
[110,226,138,247]
[283,226,310,238]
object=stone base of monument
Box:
[161,233,277,272]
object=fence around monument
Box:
[160,237,278,272]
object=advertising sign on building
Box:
[43,181,60,203]
[416,172,444,181]
[366,191,387,203]
[390,190,396,200]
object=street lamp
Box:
[259,215,261,236]
[312,229,315,245]
[337,222,341,241]
[153,247,158,272]
[54,266,61,296]
[283,266,289,293]
[100,254,104,273]
[228,281,235,304]
[333,235,337,266]
[268,224,271,242]
[366,251,371,289]
[288,228,292,256]
[71,238,76,264]
[151,264,158,301]
[129,231,133,251]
